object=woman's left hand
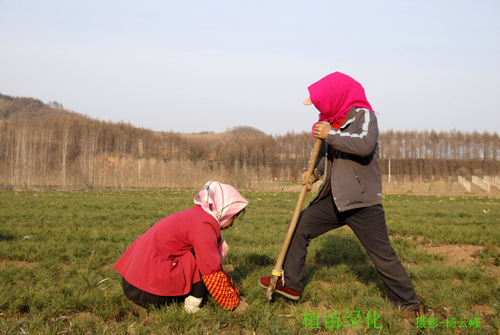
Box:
[313,121,332,140]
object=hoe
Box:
[266,138,322,300]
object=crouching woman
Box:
[113,181,249,313]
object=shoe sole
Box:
[258,280,300,301]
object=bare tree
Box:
[59,122,70,189]
[79,128,99,189]
[39,128,53,188]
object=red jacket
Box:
[114,205,223,296]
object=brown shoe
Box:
[259,276,301,300]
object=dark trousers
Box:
[122,249,207,308]
[283,196,420,310]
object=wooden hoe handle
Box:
[266,138,322,300]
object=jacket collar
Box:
[340,106,358,130]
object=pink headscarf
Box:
[194,181,248,261]
[309,72,374,133]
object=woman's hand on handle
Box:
[301,170,316,193]
[313,121,331,140]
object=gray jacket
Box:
[310,107,382,212]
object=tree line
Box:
[379,129,500,160]
[0,94,498,190]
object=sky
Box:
[1,1,499,136]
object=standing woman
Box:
[259,72,420,317]
[114,181,249,313]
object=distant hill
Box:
[0,92,300,191]
[0,93,268,137]
[183,126,267,141]
[0,93,87,121]
[229,126,266,137]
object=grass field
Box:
[1,190,499,334]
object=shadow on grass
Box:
[229,237,391,301]
[244,253,274,266]
[229,253,274,283]
[306,235,387,295]
[0,231,14,241]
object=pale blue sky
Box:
[1,1,499,135]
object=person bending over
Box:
[114,181,249,313]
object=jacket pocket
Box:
[352,166,366,194]
[161,257,185,295]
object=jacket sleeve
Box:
[202,270,240,310]
[326,110,378,157]
[189,223,223,275]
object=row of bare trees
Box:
[0,115,316,189]
[0,100,499,190]
[379,129,500,160]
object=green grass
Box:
[1,190,499,334]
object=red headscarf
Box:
[309,72,373,133]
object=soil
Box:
[422,244,484,266]
[0,260,37,269]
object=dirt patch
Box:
[317,281,332,290]
[16,279,30,288]
[474,304,496,316]
[0,260,37,269]
[486,264,500,277]
[70,312,101,323]
[422,244,484,265]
